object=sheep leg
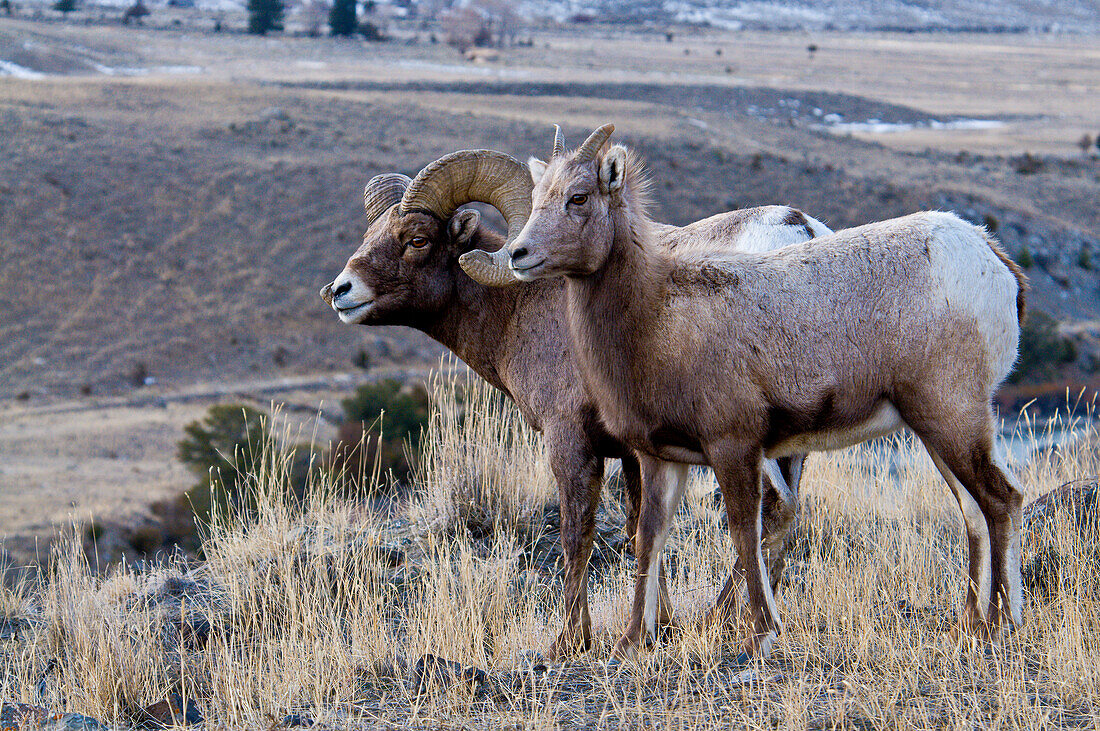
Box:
[709,455,801,628]
[708,442,782,659]
[904,400,1024,638]
[547,437,604,659]
[612,458,688,660]
[620,456,675,627]
[919,437,991,632]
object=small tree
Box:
[328,0,356,36]
[247,0,283,35]
[2,0,14,17]
[53,0,76,15]
[333,380,429,485]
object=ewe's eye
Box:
[569,194,588,206]
[408,236,429,248]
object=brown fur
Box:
[506,135,1027,658]
[324,193,818,658]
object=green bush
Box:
[247,0,282,34]
[1016,244,1034,269]
[336,380,429,485]
[176,404,270,525]
[328,0,356,36]
[1009,310,1077,384]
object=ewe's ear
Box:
[599,145,628,194]
[528,157,548,185]
[449,209,481,246]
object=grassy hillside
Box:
[2,374,1099,728]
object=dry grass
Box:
[2,375,1099,729]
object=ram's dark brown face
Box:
[321,205,484,327]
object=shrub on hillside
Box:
[332,380,429,487]
[176,404,315,526]
[247,0,282,34]
[1009,310,1077,384]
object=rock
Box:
[1,703,47,729]
[280,713,314,727]
[1022,478,1100,599]
[407,653,489,697]
[0,706,107,731]
[0,616,33,642]
[133,694,202,728]
[42,713,107,731]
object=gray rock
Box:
[407,653,489,697]
[1022,478,1100,599]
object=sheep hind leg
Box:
[919,437,992,635]
[612,458,688,660]
[906,405,1024,640]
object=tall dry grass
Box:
[1,377,1098,729]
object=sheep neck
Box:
[423,273,519,394]
[565,207,665,406]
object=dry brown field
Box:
[2,18,1100,726]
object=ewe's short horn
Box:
[552,124,566,159]
[574,123,615,163]
[363,173,411,226]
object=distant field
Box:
[1,16,1099,568]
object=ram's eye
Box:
[569,194,588,206]
[408,236,429,248]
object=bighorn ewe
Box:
[321,143,832,657]
[462,124,1028,660]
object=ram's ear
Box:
[448,209,481,246]
[527,156,548,185]
[599,145,627,194]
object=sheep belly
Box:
[765,401,903,458]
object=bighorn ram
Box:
[460,124,1028,660]
[321,142,832,657]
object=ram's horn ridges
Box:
[458,247,517,287]
[552,124,566,159]
[363,173,411,226]
[400,150,532,242]
[574,123,615,163]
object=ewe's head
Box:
[462,124,643,285]
[321,151,532,325]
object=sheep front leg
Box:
[709,455,801,628]
[620,454,677,629]
[708,442,782,660]
[547,435,603,659]
[613,457,688,660]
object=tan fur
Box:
[323,177,827,658]
[506,130,1028,659]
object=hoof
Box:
[547,634,590,661]
[612,635,644,662]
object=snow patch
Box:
[0,60,47,79]
[823,117,1005,134]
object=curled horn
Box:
[552,124,566,158]
[363,173,411,226]
[400,150,533,288]
[574,123,615,163]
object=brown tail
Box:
[983,229,1028,323]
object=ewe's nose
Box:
[332,280,352,298]
[510,245,529,264]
